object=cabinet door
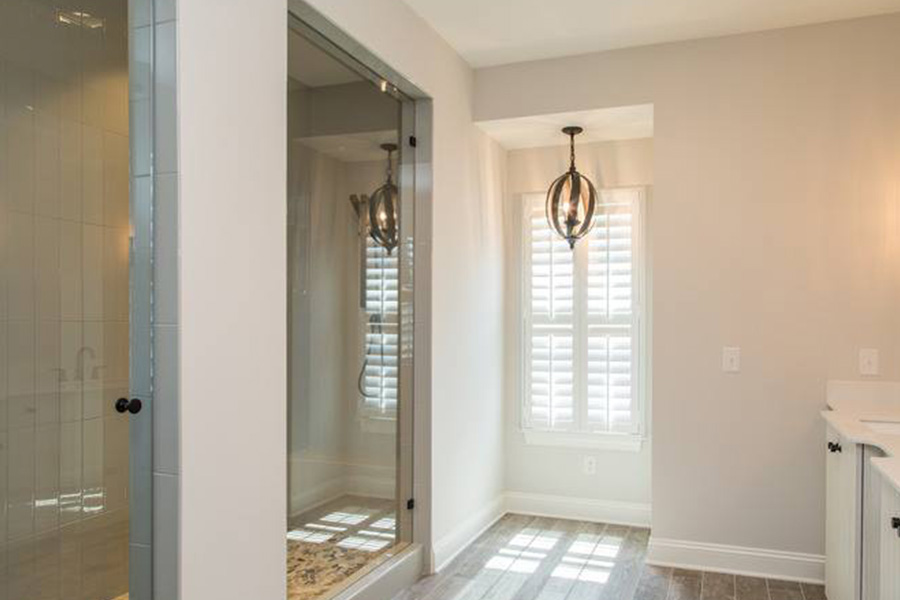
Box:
[826,427,861,600]
[863,446,885,600]
[880,483,900,599]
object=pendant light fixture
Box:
[546,126,597,249]
[368,143,399,254]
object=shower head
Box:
[348,194,368,219]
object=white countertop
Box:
[823,380,900,494]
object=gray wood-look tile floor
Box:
[391,514,827,600]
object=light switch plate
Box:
[859,348,880,376]
[722,347,741,373]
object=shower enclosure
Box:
[286,11,420,600]
[1,0,159,598]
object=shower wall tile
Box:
[81,124,105,225]
[58,420,83,524]
[7,426,36,540]
[155,21,177,175]
[0,431,7,542]
[154,325,179,474]
[0,323,7,432]
[131,421,153,545]
[82,417,105,514]
[155,174,178,326]
[129,18,152,174]
[35,321,60,426]
[34,112,61,218]
[130,542,153,599]
[82,323,106,420]
[82,224,105,321]
[0,204,7,322]
[153,472,179,600]
[104,132,131,229]
[6,113,35,215]
[59,221,83,320]
[59,119,83,222]
[58,322,83,423]
[156,0,176,24]
[34,216,60,321]
[7,321,35,430]
[34,424,60,534]
[103,225,131,323]
[130,0,152,29]
[7,211,34,320]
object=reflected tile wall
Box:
[1,0,132,598]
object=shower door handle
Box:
[115,397,143,415]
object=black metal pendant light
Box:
[368,143,399,254]
[546,126,597,249]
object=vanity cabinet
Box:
[826,427,862,600]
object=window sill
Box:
[522,430,644,452]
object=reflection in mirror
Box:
[286,21,412,600]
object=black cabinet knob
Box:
[115,397,143,415]
[892,517,900,538]
[827,441,842,453]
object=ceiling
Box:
[401,0,900,67]
[477,105,653,150]
[288,28,360,87]
[295,130,399,163]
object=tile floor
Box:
[287,496,406,600]
[391,514,827,600]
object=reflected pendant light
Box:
[546,126,597,249]
[368,143,399,254]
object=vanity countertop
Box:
[823,381,900,494]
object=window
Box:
[522,188,645,447]
[360,237,399,417]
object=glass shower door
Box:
[0,0,153,598]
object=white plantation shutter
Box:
[523,188,644,436]
[362,238,399,416]
[526,196,576,429]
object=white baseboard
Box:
[290,479,346,518]
[646,537,825,584]
[504,491,651,528]
[289,456,395,516]
[432,495,506,572]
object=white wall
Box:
[476,14,900,565]
[503,140,653,510]
[302,0,509,568]
[177,1,287,599]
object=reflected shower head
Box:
[348,194,368,219]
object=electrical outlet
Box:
[859,349,880,377]
[722,347,741,373]
[583,456,597,475]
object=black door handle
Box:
[892,517,900,538]
[115,397,143,415]
[827,441,842,453]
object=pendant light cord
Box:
[569,132,576,171]
[385,148,394,184]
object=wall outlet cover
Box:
[859,348,880,377]
[582,456,597,475]
[722,346,741,373]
